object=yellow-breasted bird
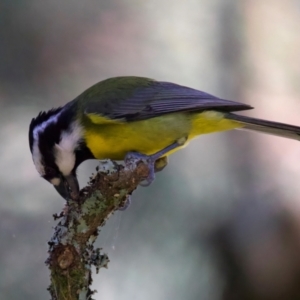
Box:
[29,76,300,200]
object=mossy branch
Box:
[46,159,150,300]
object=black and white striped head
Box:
[29,106,91,200]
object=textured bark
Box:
[46,159,150,300]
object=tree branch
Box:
[46,159,150,300]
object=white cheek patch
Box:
[32,140,45,176]
[54,144,76,176]
[54,121,83,176]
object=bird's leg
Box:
[125,136,187,186]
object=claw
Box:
[124,138,185,187]
[139,177,154,187]
[125,151,152,164]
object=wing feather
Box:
[83,79,252,122]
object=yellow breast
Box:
[83,111,242,160]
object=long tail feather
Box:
[225,113,300,141]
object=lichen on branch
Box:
[46,159,150,300]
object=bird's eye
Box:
[44,166,58,179]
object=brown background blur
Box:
[1,1,300,299]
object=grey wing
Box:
[85,81,253,121]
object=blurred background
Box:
[1,1,300,299]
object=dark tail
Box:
[225,113,300,141]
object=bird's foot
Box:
[125,151,156,186]
[124,138,186,187]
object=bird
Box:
[29,76,300,201]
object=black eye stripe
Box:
[42,165,60,181]
[43,174,55,181]
[44,166,57,177]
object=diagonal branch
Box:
[46,159,150,300]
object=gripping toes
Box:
[124,151,156,186]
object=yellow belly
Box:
[83,111,242,160]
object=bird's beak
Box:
[54,174,80,201]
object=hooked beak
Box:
[54,174,80,201]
